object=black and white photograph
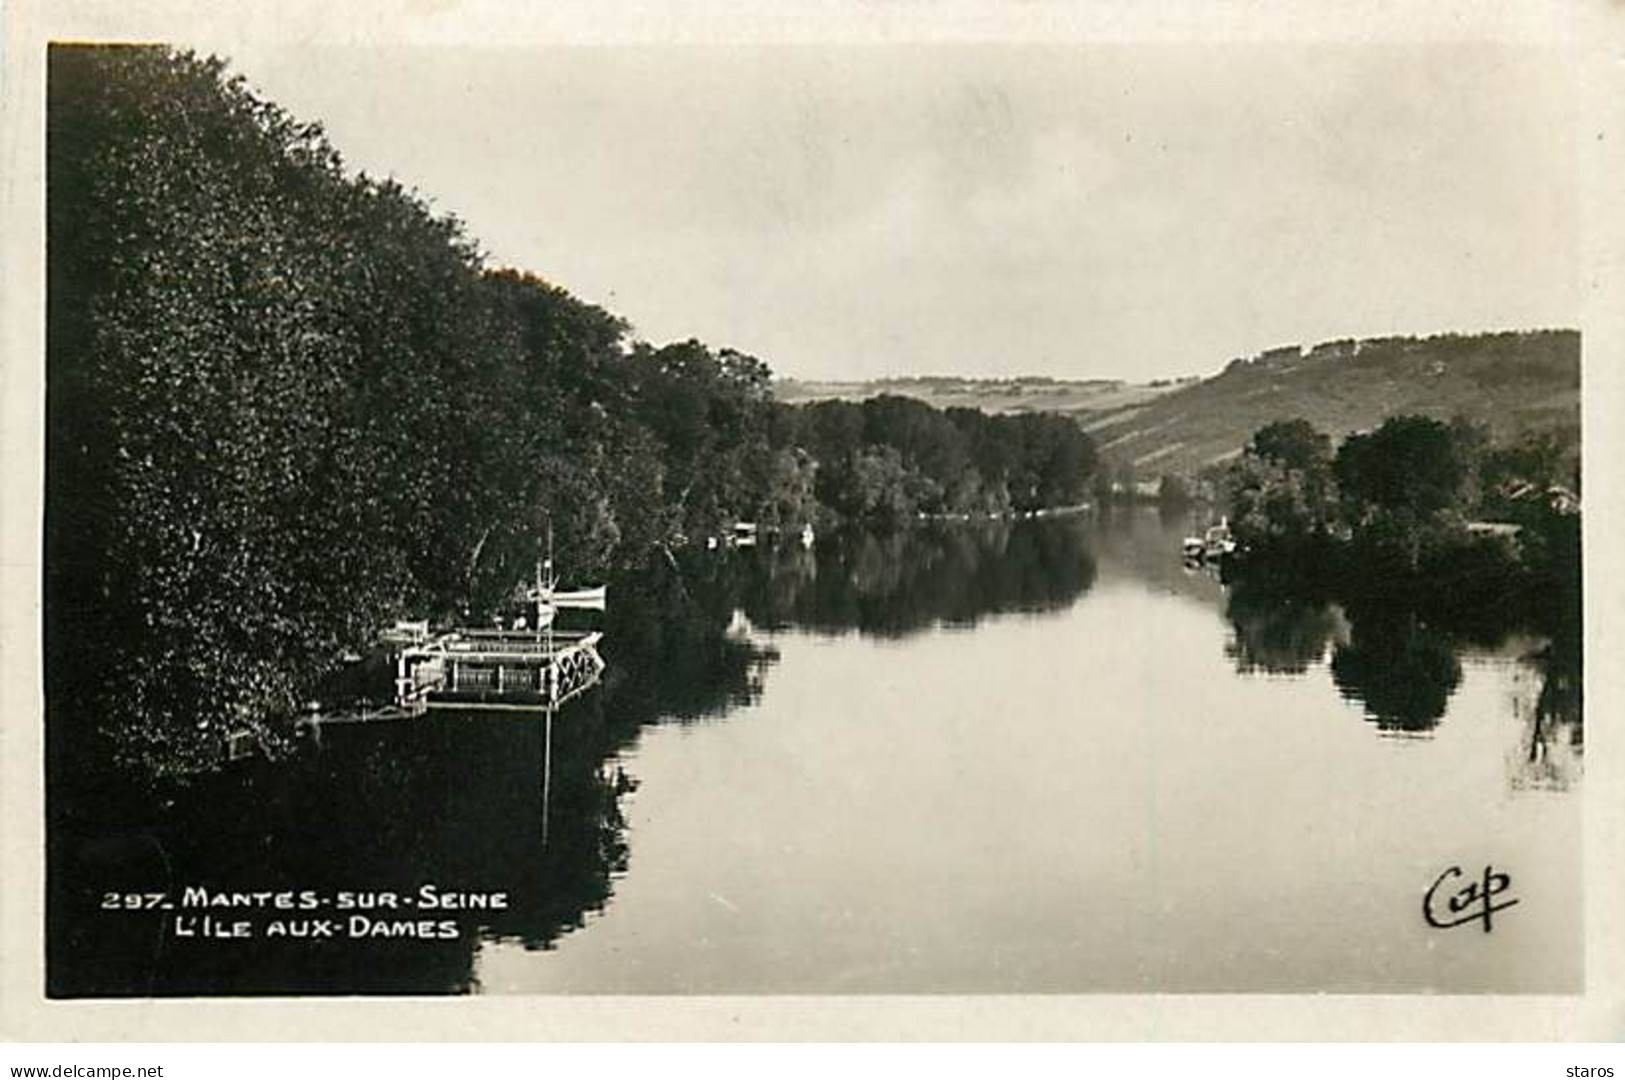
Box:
[5,0,1622,1043]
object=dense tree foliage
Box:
[1220,413,1580,735]
[46,46,1098,778]
[1221,413,1580,623]
[1249,419,1332,473]
[1334,416,1473,522]
[1223,418,1338,558]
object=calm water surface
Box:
[50,510,1581,995]
[479,511,1581,993]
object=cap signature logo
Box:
[1424,864,1519,932]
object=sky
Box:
[204,39,1580,383]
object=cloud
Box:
[213,40,1579,380]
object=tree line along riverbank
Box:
[1220,414,1578,619]
[1216,415,1581,740]
[46,46,1098,778]
[46,46,1580,783]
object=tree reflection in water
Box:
[1513,618,1583,790]
[736,520,1096,637]
[1329,611,1463,734]
[48,551,782,998]
[1223,581,1345,676]
[1222,575,1470,735]
[1215,536,1580,752]
[48,519,1096,997]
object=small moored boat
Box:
[1182,517,1236,563]
[1203,519,1237,561]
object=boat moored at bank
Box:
[1183,517,1237,564]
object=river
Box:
[48,509,1581,996]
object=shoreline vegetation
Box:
[1215,415,1581,738]
[1220,415,1578,621]
[47,45,1581,783]
[47,47,1095,778]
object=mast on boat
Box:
[525,515,559,636]
[543,518,555,669]
[392,510,605,715]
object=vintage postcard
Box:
[2,0,1621,1042]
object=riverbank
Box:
[47,47,1102,780]
[47,512,1581,996]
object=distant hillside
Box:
[1086,330,1580,480]
[773,374,1192,417]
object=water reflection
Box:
[51,694,630,994]
[1329,612,1464,734]
[1222,588,1583,748]
[479,510,1584,994]
[1223,582,1345,676]
[598,555,781,722]
[48,513,1582,996]
[734,520,1096,636]
[1089,506,1228,607]
[1197,502,1582,750]
[48,518,1095,996]
[1513,622,1584,791]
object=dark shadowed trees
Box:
[46,45,1100,778]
